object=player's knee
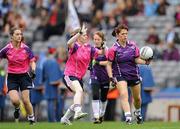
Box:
[22,98,31,106]
[120,92,128,101]
[11,97,20,106]
[12,100,20,107]
[134,97,141,103]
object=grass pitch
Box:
[0,121,180,129]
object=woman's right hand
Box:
[109,77,117,90]
[79,23,87,35]
[145,57,153,65]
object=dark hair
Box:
[10,27,20,36]
[93,31,106,41]
[10,26,24,42]
[112,24,128,37]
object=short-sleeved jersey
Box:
[64,42,98,80]
[0,42,35,74]
[108,41,140,80]
[90,47,109,83]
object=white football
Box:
[140,46,153,60]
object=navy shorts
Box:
[7,73,34,92]
[63,75,83,92]
[115,76,141,87]
[90,78,109,89]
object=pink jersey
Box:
[0,42,35,74]
[64,42,98,80]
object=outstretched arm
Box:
[135,57,152,65]
[67,32,81,49]
[67,24,87,48]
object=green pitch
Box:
[0,121,179,129]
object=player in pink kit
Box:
[61,24,104,125]
[0,27,36,124]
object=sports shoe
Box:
[93,118,101,124]
[29,120,35,125]
[99,116,104,123]
[134,111,143,124]
[61,117,72,125]
[125,118,132,125]
[125,114,132,125]
[14,108,20,122]
[74,111,88,120]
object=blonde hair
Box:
[93,31,106,41]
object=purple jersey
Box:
[90,48,109,83]
[108,41,140,80]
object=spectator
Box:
[144,0,158,16]
[92,0,104,15]
[145,25,160,45]
[162,42,180,61]
[165,24,180,44]
[174,4,180,27]
[0,0,11,17]
[123,0,139,16]
[91,10,106,30]
[43,3,66,40]
[74,0,93,23]
[156,0,169,15]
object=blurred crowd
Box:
[0,0,180,122]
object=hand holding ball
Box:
[140,46,153,60]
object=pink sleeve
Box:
[130,40,140,58]
[134,44,140,58]
[30,57,36,62]
[108,47,115,62]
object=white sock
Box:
[70,104,82,112]
[124,112,132,121]
[100,101,107,117]
[92,100,100,118]
[135,108,141,112]
[28,114,35,121]
[135,108,141,115]
[63,108,75,120]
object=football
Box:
[140,46,153,60]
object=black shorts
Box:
[90,78,109,89]
[63,75,83,92]
[7,73,34,92]
[115,76,141,87]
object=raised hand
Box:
[79,23,87,35]
[145,56,153,65]
[29,70,36,79]
[109,77,117,90]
